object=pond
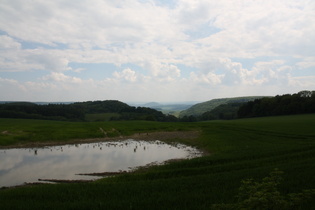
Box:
[0,140,202,188]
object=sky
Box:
[0,0,314,103]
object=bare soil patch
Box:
[0,131,200,149]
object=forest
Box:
[0,90,314,122]
[183,90,315,121]
[238,90,315,118]
[0,100,177,122]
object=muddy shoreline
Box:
[0,131,200,149]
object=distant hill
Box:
[179,96,267,118]
[0,101,74,105]
[142,102,161,107]
[0,100,177,122]
[200,103,245,120]
[0,102,37,106]
[137,102,197,117]
[75,100,131,113]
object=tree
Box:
[238,90,315,118]
[212,169,315,210]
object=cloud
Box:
[188,0,315,58]
[0,35,21,49]
[0,46,71,72]
[189,71,223,85]
[141,61,181,82]
[41,72,83,85]
[0,0,182,48]
[0,0,314,102]
[25,50,71,72]
[186,58,294,88]
[113,68,138,83]
[296,57,315,69]
[289,76,315,88]
[0,77,28,99]
[250,60,292,85]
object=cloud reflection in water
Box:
[0,140,202,187]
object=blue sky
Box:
[0,0,314,102]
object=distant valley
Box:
[129,102,198,117]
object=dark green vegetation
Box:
[213,169,315,209]
[200,102,243,120]
[180,90,315,121]
[179,96,265,118]
[0,100,176,122]
[1,90,314,123]
[0,102,84,121]
[1,114,315,209]
[238,90,315,118]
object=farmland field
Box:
[0,115,315,209]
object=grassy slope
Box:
[0,115,315,209]
[179,96,265,117]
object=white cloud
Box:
[0,77,28,99]
[141,61,181,82]
[296,57,315,69]
[113,68,137,83]
[188,0,315,58]
[289,76,315,88]
[189,71,223,85]
[0,0,314,102]
[42,72,82,84]
[0,35,21,49]
[249,60,292,85]
[0,0,182,48]
[0,41,72,72]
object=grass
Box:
[0,119,194,146]
[85,113,120,121]
[0,114,315,209]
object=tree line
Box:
[0,100,177,122]
[1,90,314,122]
[238,90,315,118]
[180,90,315,121]
[0,102,85,121]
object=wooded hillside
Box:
[0,100,176,122]
[238,90,315,118]
[179,96,265,118]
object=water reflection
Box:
[0,140,202,188]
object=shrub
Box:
[212,169,315,210]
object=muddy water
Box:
[0,140,202,187]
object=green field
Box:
[1,115,315,209]
[85,113,121,122]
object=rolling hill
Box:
[133,102,197,117]
[0,100,176,122]
[179,96,267,118]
